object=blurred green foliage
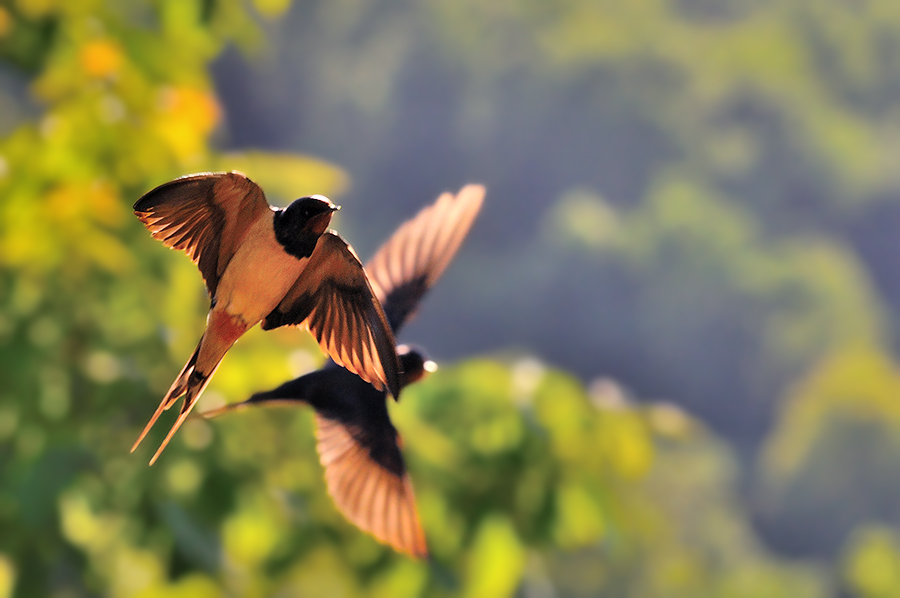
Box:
[1,0,900,597]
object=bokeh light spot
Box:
[28,317,61,348]
[39,367,70,420]
[288,349,317,377]
[83,351,122,384]
[0,406,18,440]
[0,554,16,598]
[181,418,213,451]
[166,459,203,497]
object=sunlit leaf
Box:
[464,515,526,598]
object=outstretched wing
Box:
[200,372,428,558]
[262,232,401,398]
[365,184,484,332]
[133,171,271,298]
[315,412,427,558]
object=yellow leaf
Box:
[136,574,222,598]
[109,548,165,598]
[88,179,126,227]
[464,515,525,598]
[154,87,221,162]
[253,0,292,18]
[0,8,11,39]
[80,40,123,79]
[0,554,15,598]
[222,495,282,568]
[553,483,605,549]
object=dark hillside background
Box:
[2,1,900,595]
[213,1,900,450]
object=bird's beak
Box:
[400,358,438,387]
[308,205,339,235]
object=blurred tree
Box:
[504,174,885,453]
[757,347,900,560]
[842,526,900,598]
[0,0,343,595]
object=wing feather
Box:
[133,171,270,298]
[314,413,427,558]
[365,184,484,332]
[262,232,401,397]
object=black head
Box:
[398,344,437,388]
[273,195,340,259]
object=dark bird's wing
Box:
[262,232,401,398]
[315,410,427,558]
[200,370,427,558]
[365,184,485,332]
[133,171,270,298]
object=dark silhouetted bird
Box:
[203,184,485,557]
[131,171,400,465]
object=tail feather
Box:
[131,340,202,454]
[201,376,314,419]
[146,371,215,466]
[131,337,223,465]
[201,395,298,419]
[199,401,248,419]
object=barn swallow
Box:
[131,171,401,466]
[203,184,485,558]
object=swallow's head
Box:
[286,195,340,235]
[275,195,340,258]
[397,344,438,388]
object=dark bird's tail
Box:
[200,393,298,418]
[201,377,313,419]
[199,400,249,419]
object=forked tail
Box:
[145,369,215,466]
[131,339,221,465]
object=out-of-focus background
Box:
[2,0,900,596]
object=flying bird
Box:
[203,184,485,558]
[131,171,401,466]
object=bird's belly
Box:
[215,240,308,324]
